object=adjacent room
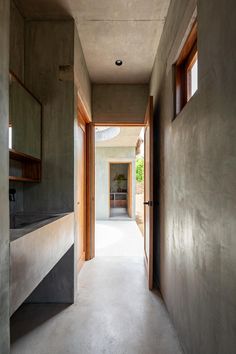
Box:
[95,126,144,257]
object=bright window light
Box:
[9,126,12,149]
[187,57,198,101]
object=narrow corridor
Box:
[11,222,183,354]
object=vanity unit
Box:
[10,213,74,315]
[9,73,75,315]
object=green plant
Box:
[136,157,144,182]
[115,174,126,181]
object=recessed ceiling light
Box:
[115,60,123,66]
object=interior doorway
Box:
[85,97,154,288]
[109,162,132,218]
[94,125,145,258]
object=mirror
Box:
[9,73,42,159]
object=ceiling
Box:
[96,127,142,147]
[15,0,171,83]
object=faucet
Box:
[9,188,16,202]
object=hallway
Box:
[11,223,183,354]
[1,0,235,353]
[95,220,143,257]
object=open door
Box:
[76,115,86,272]
[86,123,95,260]
[144,97,154,290]
[127,163,132,218]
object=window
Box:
[175,21,198,117]
[9,125,12,149]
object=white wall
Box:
[95,147,136,219]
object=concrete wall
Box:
[14,20,76,304]
[23,20,74,213]
[95,147,136,219]
[9,0,25,216]
[150,0,236,353]
[10,0,24,81]
[74,28,92,120]
[0,0,10,352]
[93,84,148,124]
[8,15,92,305]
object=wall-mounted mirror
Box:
[9,73,42,159]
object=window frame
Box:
[174,21,198,117]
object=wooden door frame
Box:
[76,113,86,273]
[108,161,132,218]
[86,122,147,261]
[76,95,96,262]
[127,163,132,218]
[144,96,154,290]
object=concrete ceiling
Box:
[15,0,171,83]
[96,127,142,147]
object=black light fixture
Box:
[115,59,123,66]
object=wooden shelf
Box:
[10,149,41,162]
[9,149,41,183]
[9,176,40,183]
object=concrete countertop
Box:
[10,213,70,241]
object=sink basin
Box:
[10,214,57,229]
[10,213,68,241]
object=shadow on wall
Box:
[10,303,70,343]
[153,102,161,288]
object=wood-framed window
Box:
[175,21,198,117]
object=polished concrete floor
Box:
[96,220,143,257]
[11,222,183,354]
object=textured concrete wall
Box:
[10,79,41,158]
[93,84,148,124]
[9,0,25,216]
[74,28,92,119]
[10,0,24,81]
[95,147,136,219]
[0,0,10,352]
[18,20,76,304]
[150,0,236,353]
[23,20,74,213]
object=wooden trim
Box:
[174,21,198,117]
[77,93,91,124]
[94,122,146,127]
[144,96,154,290]
[10,149,41,182]
[10,149,41,162]
[77,251,86,274]
[149,97,154,291]
[127,163,132,218]
[86,123,95,260]
[176,21,197,65]
[9,176,40,183]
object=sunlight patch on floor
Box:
[95,220,144,257]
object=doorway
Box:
[109,162,132,218]
[86,97,154,288]
[94,125,145,258]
